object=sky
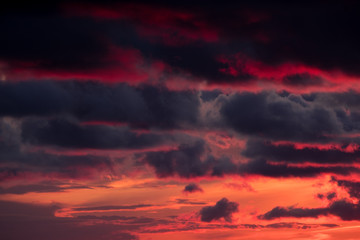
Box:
[2,1,360,239]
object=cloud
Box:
[72,204,153,212]
[238,158,360,178]
[316,192,337,201]
[199,198,239,222]
[326,192,337,201]
[0,181,91,194]
[4,113,360,181]
[220,91,341,142]
[143,139,360,179]
[200,90,223,102]
[0,81,200,129]
[258,206,327,220]
[0,200,139,240]
[264,222,338,229]
[282,73,325,87]
[183,183,203,193]
[3,1,360,87]
[0,121,114,180]
[143,140,207,178]
[258,199,360,221]
[0,151,113,181]
[142,140,237,178]
[21,118,176,149]
[204,2,360,77]
[174,198,207,205]
[74,2,360,82]
[140,221,338,234]
[243,140,360,164]
[0,15,108,71]
[317,193,325,200]
[331,177,360,200]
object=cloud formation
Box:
[21,118,176,149]
[0,81,200,129]
[3,2,360,239]
[183,183,203,194]
[259,199,360,221]
[199,198,239,222]
[0,200,139,240]
[143,140,238,178]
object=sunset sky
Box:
[2,1,360,239]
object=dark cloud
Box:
[139,43,249,82]
[0,14,109,71]
[315,192,337,201]
[183,183,203,193]
[0,124,114,180]
[143,139,360,179]
[220,91,341,142]
[310,91,360,109]
[238,158,360,178]
[0,81,71,117]
[143,140,237,178]
[0,200,138,240]
[0,151,113,180]
[259,199,360,221]
[3,1,360,84]
[0,5,249,83]
[199,198,238,222]
[5,115,360,181]
[105,2,360,80]
[0,81,200,129]
[4,2,360,238]
[243,140,360,164]
[5,106,359,181]
[0,181,91,194]
[317,193,324,200]
[143,140,207,178]
[331,177,360,200]
[21,118,174,149]
[326,192,337,201]
[258,206,327,220]
[201,2,360,76]
[323,200,360,221]
[303,91,360,132]
[87,2,360,79]
[282,73,324,87]
[200,90,223,102]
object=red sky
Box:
[1,1,360,240]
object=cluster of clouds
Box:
[3,1,360,87]
[259,177,360,221]
[2,80,360,181]
[2,1,360,238]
